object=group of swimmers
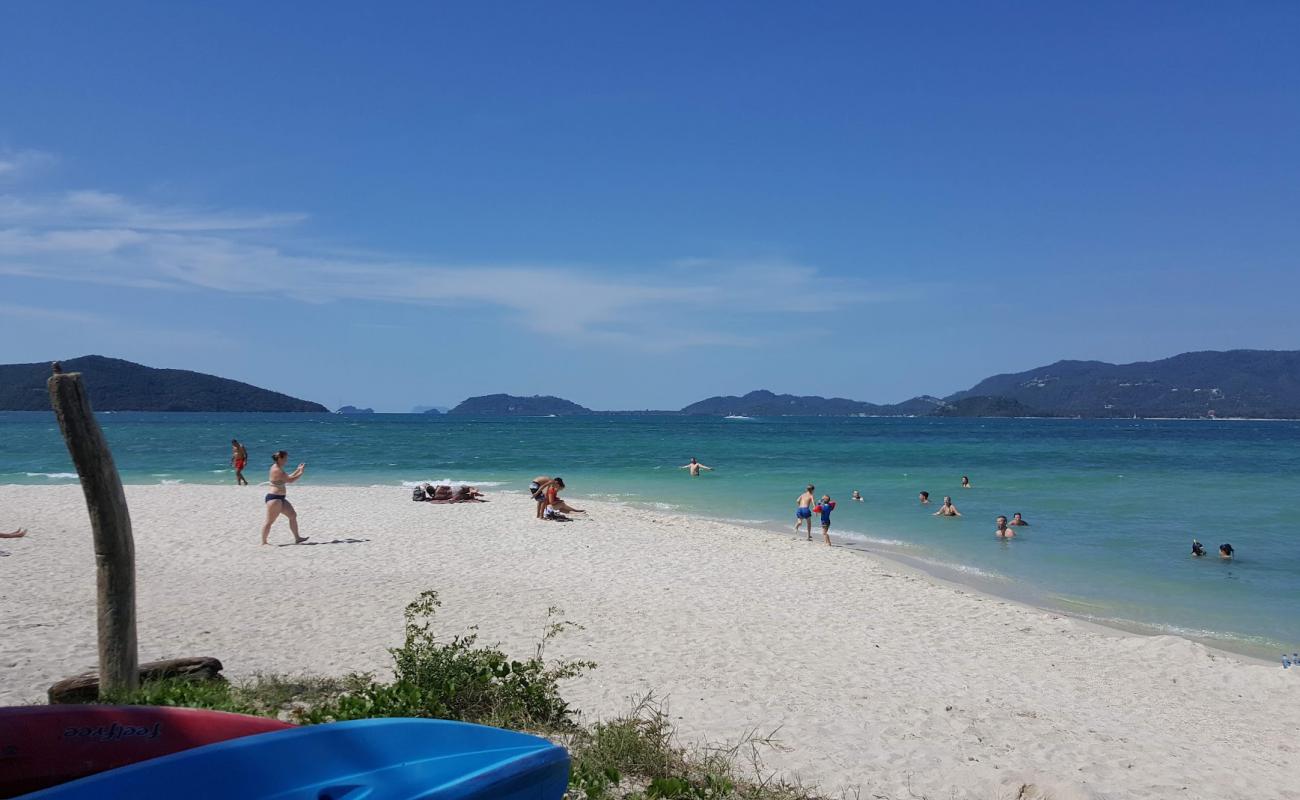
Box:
[910,485,1033,538]
[1192,539,1234,559]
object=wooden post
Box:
[47,362,139,697]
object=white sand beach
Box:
[1,484,1297,799]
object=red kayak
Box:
[0,705,293,797]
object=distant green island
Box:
[4,350,1299,418]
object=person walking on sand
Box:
[231,439,249,486]
[679,457,713,477]
[817,495,836,545]
[995,515,1015,538]
[794,484,816,537]
[934,496,961,517]
[261,450,308,545]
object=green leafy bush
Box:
[305,591,594,730]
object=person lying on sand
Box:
[933,496,960,517]
[419,484,487,503]
[995,515,1014,538]
[0,528,28,539]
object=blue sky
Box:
[1,2,1297,411]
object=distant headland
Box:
[0,356,327,412]
[4,349,1299,418]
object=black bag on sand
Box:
[411,486,427,502]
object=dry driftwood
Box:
[47,363,139,697]
[48,656,226,704]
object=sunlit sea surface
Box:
[3,412,1297,658]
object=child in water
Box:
[815,495,835,546]
[1191,540,1206,557]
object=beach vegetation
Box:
[100,590,831,799]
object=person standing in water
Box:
[851,490,863,502]
[230,439,249,486]
[261,450,308,545]
[919,491,930,505]
[934,496,961,516]
[794,484,816,537]
[995,515,1014,538]
[961,476,972,489]
[1009,512,1029,526]
[817,494,836,545]
[679,457,713,477]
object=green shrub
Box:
[305,591,595,730]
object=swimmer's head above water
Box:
[1219,543,1234,559]
[1191,539,1206,557]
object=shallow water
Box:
[3,411,1298,657]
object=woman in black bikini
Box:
[261,450,308,545]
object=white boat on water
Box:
[723,414,753,420]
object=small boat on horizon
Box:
[723,414,754,420]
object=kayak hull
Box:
[20,717,570,800]
[0,704,293,798]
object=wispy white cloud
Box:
[0,172,892,350]
[0,190,306,231]
[0,149,57,181]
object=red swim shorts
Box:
[234,459,247,470]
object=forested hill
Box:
[947,350,1300,418]
[0,356,328,412]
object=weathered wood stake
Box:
[47,362,139,697]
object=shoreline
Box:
[3,484,1297,798]
[3,477,1286,661]
[608,494,1283,663]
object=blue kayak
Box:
[21,718,570,799]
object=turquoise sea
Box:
[3,412,1298,658]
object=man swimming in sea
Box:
[995,515,1014,538]
[679,457,713,477]
[794,484,816,537]
[1009,512,1029,526]
[919,491,930,505]
[1191,540,1206,557]
[934,496,960,517]
[851,490,863,502]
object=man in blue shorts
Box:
[794,484,816,539]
